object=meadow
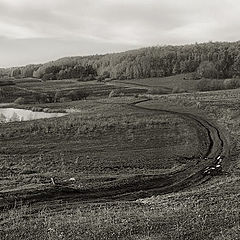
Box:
[0,97,202,194]
[110,73,201,93]
[0,78,147,104]
[2,175,240,240]
[1,75,240,239]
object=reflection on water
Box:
[0,108,66,123]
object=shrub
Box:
[0,80,15,86]
[171,87,185,94]
[59,97,71,102]
[35,93,52,103]
[148,88,163,95]
[54,91,64,102]
[191,72,201,80]
[67,90,89,101]
[14,97,25,105]
[197,79,225,91]
[223,78,240,89]
[197,61,218,79]
[211,79,224,91]
[42,73,57,81]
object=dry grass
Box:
[1,88,240,239]
[1,176,240,240]
[0,97,200,194]
[114,73,200,92]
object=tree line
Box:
[1,41,240,81]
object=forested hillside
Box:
[1,41,240,81]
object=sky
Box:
[0,0,239,68]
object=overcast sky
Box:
[0,0,239,68]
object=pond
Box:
[0,108,66,123]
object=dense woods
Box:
[1,41,240,81]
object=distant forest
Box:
[1,41,240,81]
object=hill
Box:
[1,41,240,82]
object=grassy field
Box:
[1,77,240,239]
[110,73,201,93]
[1,175,240,240]
[0,97,203,194]
[0,78,147,103]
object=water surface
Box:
[0,108,66,123]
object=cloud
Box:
[0,37,139,67]
[0,0,239,67]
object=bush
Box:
[197,79,225,91]
[54,91,64,102]
[171,87,185,94]
[198,78,240,92]
[35,93,54,103]
[67,90,89,101]
[14,97,25,105]
[0,80,15,86]
[147,87,169,95]
[82,74,95,81]
[42,73,57,81]
[190,72,201,80]
[197,61,219,79]
[223,78,240,89]
[59,97,71,102]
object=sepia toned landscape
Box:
[1,0,240,239]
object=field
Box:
[1,76,240,239]
[0,97,204,194]
[110,73,201,93]
[0,79,147,103]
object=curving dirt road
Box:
[0,99,230,211]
